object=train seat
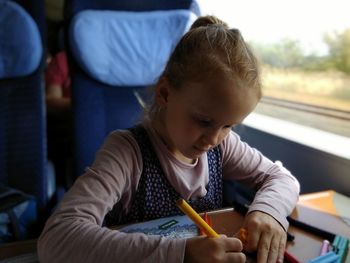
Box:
[65,0,200,178]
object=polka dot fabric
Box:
[110,125,223,225]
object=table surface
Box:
[1,203,350,262]
[207,205,350,263]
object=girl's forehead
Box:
[178,81,258,124]
[180,80,241,103]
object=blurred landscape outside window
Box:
[198,0,350,137]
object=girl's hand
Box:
[184,235,246,263]
[241,211,287,263]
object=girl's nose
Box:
[203,128,221,147]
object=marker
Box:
[308,251,340,263]
[320,240,330,256]
[332,235,340,253]
[287,216,335,241]
[284,250,301,263]
[238,228,248,243]
[199,213,212,236]
[287,232,295,242]
[176,199,219,238]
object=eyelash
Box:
[196,118,212,127]
[195,118,233,130]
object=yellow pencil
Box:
[176,198,219,238]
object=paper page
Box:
[119,215,199,239]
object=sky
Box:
[197,0,350,55]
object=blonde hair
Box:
[147,15,261,118]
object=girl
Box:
[38,15,300,263]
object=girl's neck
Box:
[150,114,170,149]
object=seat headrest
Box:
[69,9,197,86]
[0,0,42,79]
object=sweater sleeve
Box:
[37,131,186,263]
[221,131,300,230]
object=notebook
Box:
[119,214,198,239]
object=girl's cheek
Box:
[218,130,230,143]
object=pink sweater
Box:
[38,123,300,263]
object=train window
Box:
[198,0,350,138]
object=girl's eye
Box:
[195,118,212,127]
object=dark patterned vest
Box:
[105,125,223,226]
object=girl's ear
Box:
[155,76,170,107]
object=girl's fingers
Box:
[226,251,246,263]
[277,234,287,263]
[265,235,280,263]
[244,226,260,252]
[223,237,243,252]
[256,231,272,263]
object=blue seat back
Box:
[0,0,50,211]
[12,0,46,42]
[64,0,200,16]
[65,1,200,178]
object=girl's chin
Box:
[174,147,207,163]
[176,151,201,163]
[186,148,207,158]
[193,146,209,154]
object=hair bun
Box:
[190,15,228,30]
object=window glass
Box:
[197,0,350,137]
